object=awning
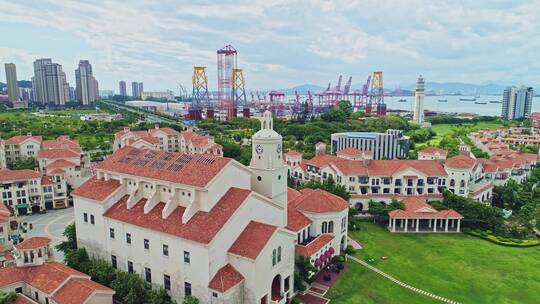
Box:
[15,204,29,209]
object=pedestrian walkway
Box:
[346,255,461,304]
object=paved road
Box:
[101,100,179,124]
[19,208,75,261]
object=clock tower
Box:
[250,111,288,213]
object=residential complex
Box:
[75,60,99,106]
[72,112,348,303]
[113,125,223,156]
[530,112,540,128]
[330,130,410,160]
[0,236,114,304]
[131,81,140,98]
[4,63,20,102]
[501,86,534,120]
[287,142,537,212]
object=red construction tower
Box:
[217,45,237,119]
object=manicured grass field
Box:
[326,222,540,304]
[431,121,504,137]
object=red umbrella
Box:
[314,258,321,267]
[328,247,335,254]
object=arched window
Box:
[272,249,276,266]
[322,222,328,233]
[328,221,334,233]
[277,246,282,263]
[460,180,465,188]
[450,179,455,187]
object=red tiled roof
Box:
[444,154,477,169]
[104,188,251,244]
[291,188,348,214]
[208,264,244,292]
[284,150,302,157]
[72,177,121,201]
[41,137,80,151]
[23,262,86,294]
[46,159,76,168]
[148,127,180,136]
[0,169,40,182]
[419,147,448,155]
[98,147,232,187]
[228,221,277,260]
[388,197,462,219]
[41,176,54,185]
[336,148,371,156]
[52,278,113,304]
[295,234,334,257]
[15,295,35,304]
[16,236,51,250]
[38,148,79,159]
[0,265,25,286]
[4,135,42,145]
[50,168,65,174]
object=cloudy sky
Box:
[0,0,539,92]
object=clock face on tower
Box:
[255,144,264,154]
[276,144,282,153]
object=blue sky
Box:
[0,0,539,92]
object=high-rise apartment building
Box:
[413,75,425,125]
[119,81,127,97]
[75,60,98,106]
[501,86,534,120]
[131,81,139,98]
[138,82,143,95]
[33,58,52,104]
[4,63,20,102]
[33,58,69,106]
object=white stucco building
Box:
[73,111,348,303]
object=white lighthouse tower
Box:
[249,111,288,221]
[413,75,425,125]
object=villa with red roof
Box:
[73,112,342,303]
[113,125,222,156]
[2,134,42,168]
[0,236,114,304]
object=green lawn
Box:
[326,222,540,304]
[431,121,504,137]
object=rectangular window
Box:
[83,213,88,222]
[184,282,192,297]
[90,215,95,225]
[145,267,152,283]
[111,255,117,269]
[144,239,149,250]
[164,274,171,290]
[126,233,131,244]
[163,244,169,256]
[127,261,133,273]
[183,251,190,263]
[34,292,38,301]
[109,228,115,239]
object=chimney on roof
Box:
[315,142,326,156]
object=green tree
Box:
[56,223,77,253]
[183,296,200,304]
[299,175,350,200]
[86,258,117,286]
[0,291,17,304]
[148,288,176,304]
[64,248,90,273]
[14,156,37,170]
[111,272,148,304]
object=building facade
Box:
[42,62,69,106]
[119,81,127,97]
[131,81,139,98]
[4,63,20,102]
[501,86,534,120]
[75,60,98,106]
[73,111,347,303]
[330,129,410,160]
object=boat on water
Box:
[438,99,448,102]
[459,97,476,101]
[475,102,487,105]
[475,96,481,98]
[489,100,502,103]
[397,99,407,102]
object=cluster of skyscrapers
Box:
[501,86,534,120]
[118,80,143,99]
[2,59,99,108]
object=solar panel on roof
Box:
[118,149,140,164]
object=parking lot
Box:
[18,207,75,261]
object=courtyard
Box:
[326,221,540,304]
[18,207,74,261]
